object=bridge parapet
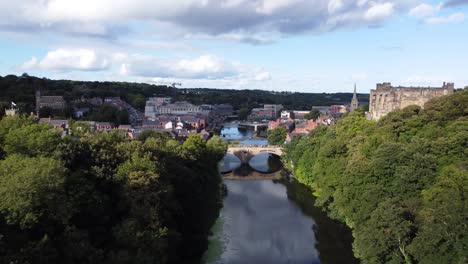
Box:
[226,145,283,164]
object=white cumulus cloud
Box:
[409,3,442,18]
[21,48,110,71]
[364,2,395,21]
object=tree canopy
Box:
[284,90,468,263]
[304,109,321,121]
[0,115,226,263]
[267,126,288,145]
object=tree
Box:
[3,123,60,156]
[238,108,249,120]
[267,126,288,145]
[408,165,468,264]
[304,109,321,121]
[0,115,36,142]
[137,130,171,142]
[71,121,93,136]
[284,90,468,263]
[0,155,69,228]
[183,134,207,158]
[207,135,228,160]
[38,107,54,118]
[63,105,75,118]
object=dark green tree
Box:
[304,109,321,121]
[237,108,249,120]
[267,126,288,145]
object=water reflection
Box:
[203,180,320,264]
[220,124,267,146]
[205,123,357,264]
[219,153,283,175]
[219,154,242,173]
[203,180,357,264]
[249,153,283,173]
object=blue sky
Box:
[0,0,467,93]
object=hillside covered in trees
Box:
[0,115,227,263]
[0,74,366,115]
[284,90,467,263]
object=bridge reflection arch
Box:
[220,146,284,176]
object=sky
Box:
[0,0,467,93]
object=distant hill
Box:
[0,74,368,113]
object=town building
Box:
[311,106,331,115]
[95,122,115,132]
[350,84,359,112]
[280,110,293,119]
[367,82,454,120]
[5,103,18,116]
[214,104,234,116]
[158,101,202,115]
[35,90,66,113]
[74,108,89,118]
[330,105,348,115]
[248,104,283,120]
[292,111,309,120]
[39,118,70,136]
[145,99,202,118]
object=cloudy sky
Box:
[0,0,467,92]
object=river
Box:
[202,124,357,264]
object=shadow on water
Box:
[203,178,358,264]
[281,179,359,264]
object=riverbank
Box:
[282,92,468,263]
[203,123,357,263]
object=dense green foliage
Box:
[267,126,288,145]
[304,109,321,120]
[0,116,225,263]
[0,74,365,114]
[85,104,130,125]
[284,90,468,263]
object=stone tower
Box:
[367,82,454,120]
[350,83,359,111]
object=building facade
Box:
[35,90,66,113]
[249,104,283,120]
[145,99,202,118]
[367,82,454,120]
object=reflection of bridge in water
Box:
[223,169,283,180]
[227,145,283,164]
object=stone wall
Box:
[367,82,454,120]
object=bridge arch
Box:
[226,145,283,164]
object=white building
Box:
[145,98,203,118]
[145,97,173,118]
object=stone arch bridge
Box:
[227,145,283,164]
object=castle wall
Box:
[368,82,454,120]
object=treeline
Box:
[0,74,175,112]
[38,104,130,125]
[0,74,366,113]
[0,115,227,263]
[176,88,367,111]
[284,90,467,263]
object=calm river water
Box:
[202,124,357,264]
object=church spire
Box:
[350,83,359,111]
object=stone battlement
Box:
[375,82,454,91]
[367,82,454,120]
